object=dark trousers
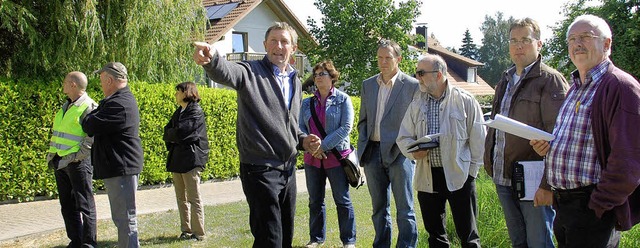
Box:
[54,158,97,248]
[552,186,620,248]
[240,163,297,248]
[417,167,480,248]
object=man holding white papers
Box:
[531,15,640,247]
[397,54,486,248]
[484,18,569,248]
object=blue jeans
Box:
[496,185,555,248]
[363,143,417,248]
[104,175,139,248]
[305,164,356,245]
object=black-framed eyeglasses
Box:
[313,71,330,78]
[508,37,536,46]
[415,70,438,77]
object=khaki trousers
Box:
[172,167,205,236]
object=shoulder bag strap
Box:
[309,97,344,160]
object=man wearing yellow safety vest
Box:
[46,71,98,248]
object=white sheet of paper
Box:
[480,114,555,141]
[519,161,545,201]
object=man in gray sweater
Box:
[193,22,321,248]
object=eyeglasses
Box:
[566,34,600,45]
[509,37,536,46]
[415,70,438,77]
[313,71,330,78]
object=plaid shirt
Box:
[493,64,533,186]
[546,60,610,189]
[426,92,445,167]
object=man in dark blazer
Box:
[357,39,419,248]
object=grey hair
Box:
[567,14,612,56]
[419,54,447,76]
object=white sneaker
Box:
[306,241,322,248]
[343,244,356,248]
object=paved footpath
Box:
[0,170,307,243]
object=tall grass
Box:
[4,173,640,247]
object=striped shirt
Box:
[272,64,295,109]
[493,64,534,186]
[426,92,445,167]
[546,60,610,189]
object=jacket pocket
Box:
[516,93,542,124]
[193,143,209,167]
[450,111,468,140]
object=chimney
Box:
[416,25,428,51]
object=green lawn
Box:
[7,173,640,247]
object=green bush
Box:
[0,78,489,202]
[0,79,364,202]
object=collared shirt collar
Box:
[508,60,536,86]
[272,64,296,77]
[427,79,449,101]
[69,92,89,107]
[376,70,400,87]
[570,59,611,87]
[313,86,335,100]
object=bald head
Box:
[65,71,88,90]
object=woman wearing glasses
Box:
[163,81,210,241]
[299,61,356,248]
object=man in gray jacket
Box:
[192,22,320,248]
[357,39,419,247]
[397,54,486,248]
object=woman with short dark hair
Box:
[163,81,209,241]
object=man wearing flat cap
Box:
[82,62,143,248]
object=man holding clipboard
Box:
[483,18,569,248]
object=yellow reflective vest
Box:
[48,103,90,157]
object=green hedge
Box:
[0,78,489,202]
[0,79,362,202]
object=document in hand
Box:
[406,133,441,153]
[480,114,555,141]
[512,161,545,201]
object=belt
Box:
[552,185,596,201]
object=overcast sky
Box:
[283,0,600,49]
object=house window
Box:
[232,32,248,53]
[467,67,477,83]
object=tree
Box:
[545,0,640,79]
[300,0,422,94]
[459,29,479,60]
[478,12,514,87]
[0,0,206,82]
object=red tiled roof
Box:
[427,36,495,96]
[446,72,496,96]
[202,0,314,51]
[203,0,260,43]
[428,37,483,66]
